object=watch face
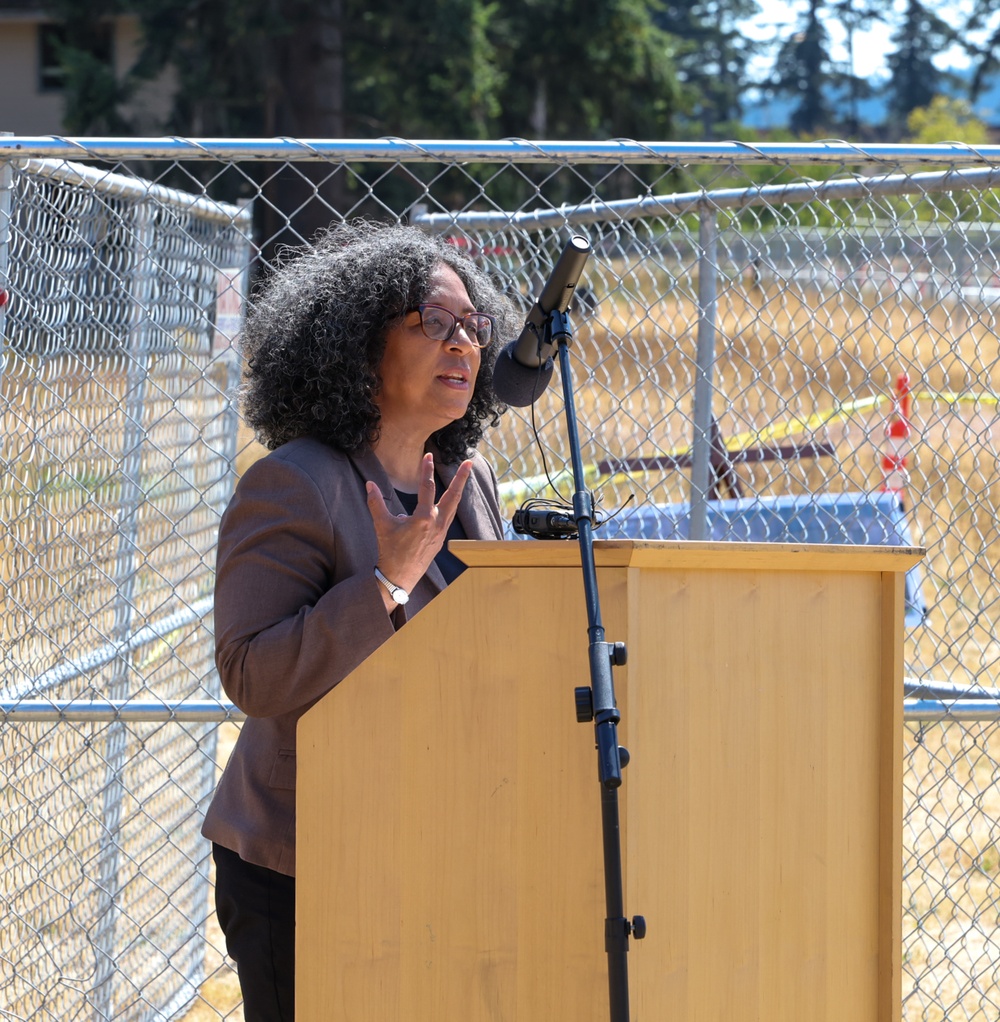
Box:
[376,567,409,605]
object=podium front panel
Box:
[625,562,901,1022]
[298,556,631,1022]
[299,541,916,1022]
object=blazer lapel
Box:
[347,445,406,516]
[433,449,500,541]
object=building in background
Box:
[0,0,173,135]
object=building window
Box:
[38,22,114,92]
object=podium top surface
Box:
[451,539,924,572]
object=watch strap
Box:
[374,566,410,605]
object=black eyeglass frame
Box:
[408,303,496,349]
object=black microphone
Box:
[492,235,591,407]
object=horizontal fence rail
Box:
[8,136,1000,163]
[0,697,996,723]
[4,136,1000,1021]
[0,701,247,722]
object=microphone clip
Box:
[511,507,579,540]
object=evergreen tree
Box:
[959,0,1000,103]
[770,0,835,135]
[50,0,685,144]
[884,0,957,135]
[831,0,880,137]
[45,0,687,241]
[46,0,133,134]
[489,0,682,141]
[347,0,505,138]
[652,0,762,138]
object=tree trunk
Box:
[259,0,349,267]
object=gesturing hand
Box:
[365,452,472,597]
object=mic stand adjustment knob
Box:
[574,686,594,723]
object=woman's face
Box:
[376,263,484,441]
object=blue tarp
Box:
[602,490,929,628]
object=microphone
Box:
[492,235,592,407]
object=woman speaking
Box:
[202,220,517,1021]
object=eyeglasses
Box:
[409,304,495,349]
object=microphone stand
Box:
[544,306,645,1022]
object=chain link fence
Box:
[4,138,1000,1020]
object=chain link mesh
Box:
[3,141,1000,1020]
[2,156,250,1021]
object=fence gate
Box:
[3,137,1000,1021]
[2,154,251,1020]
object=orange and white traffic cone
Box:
[880,372,912,509]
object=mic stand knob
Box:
[575,686,594,723]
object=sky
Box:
[740,0,973,82]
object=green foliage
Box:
[126,0,329,136]
[348,0,506,138]
[65,0,684,143]
[905,96,991,145]
[46,0,1000,148]
[59,47,132,134]
[46,0,133,133]
[486,0,682,141]
[893,97,998,223]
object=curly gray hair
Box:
[240,220,518,461]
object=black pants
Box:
[213,843,296,1022]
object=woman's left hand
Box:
[365,452,472,600]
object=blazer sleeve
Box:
[213,453,394,719]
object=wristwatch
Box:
[374,566,410,605]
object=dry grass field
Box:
[6,276,1000,1020]
[901,718,1000,1022]
[174,279,1000,1020]
[180,722,245,1022]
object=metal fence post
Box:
[218,204,254,500]
[689,207,719,541]
[89,198,157,1022]
[0,131,13,396]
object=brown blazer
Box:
[202,436,504,876]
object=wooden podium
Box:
[297,540,921,1022]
